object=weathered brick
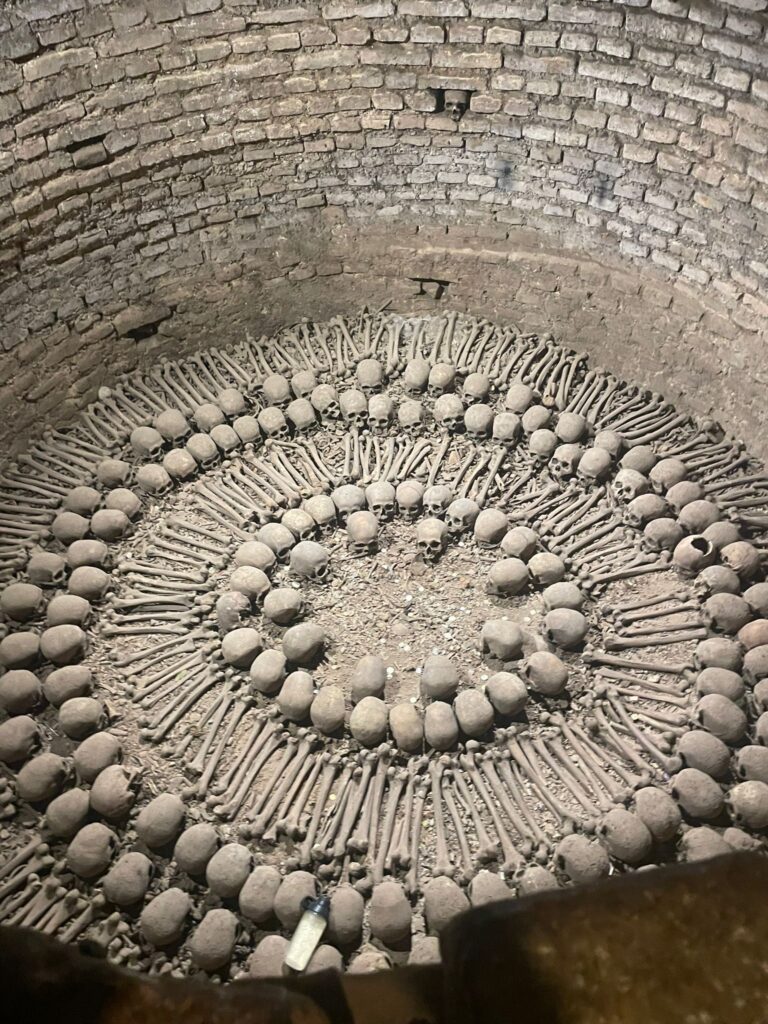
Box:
[323,2,394,16]
[102,26,172,56]
[471,2,545,19]
[399,1,468,14]
[267,31,300,51]
[0,24,39,60]
[432,47,502,68]
[361,44,430,66]
[578,59,650,87]
[295,47,359,70]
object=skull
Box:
[665,480,705,514]
[233,415,262,445]
[185,432,220,469]
[365,481,396,521]
[291,369,318,399]
[462,372,492,405]
[257,523,296,561]
[285,398,317,434]
[262,373,292,408]
[720,541,762,582]
[464,403,494,441]
[339,389,369,429]
[368,394,394,433]
[543,608,589,650]
[27,552,67,588]
[398,399,425,437]
[209,424,241,453]
[649,458,688,494]
[555,412,588,444]
[473,508,509,547]
[446,497,480,535]
[694,565,742,599]
[163,448,198,481]
[403,357,430,394]
[434,394,465,433]
[396,479,424,520]
[130,426,164,460]
[492,412,521,449]
[613,468,650,504]
[620,445,657,474]
[193,403,226,432]
[304,493,338,531]
[505,382,537,414]
[528,429,558,463]
[521,405,552,435]
[423,484,454,518]
[289,540,330,581]
[331,484,366,524]
[487,558,529,596]
[311,383,341,421]
[153,409,190,443]
[577,447,613,486]
[703,593,752,635]
[642,518,683,553]
[428,362,456,397]
[725,780,768,831]
[347,510,379,556]
[444,88,470,122]
[678,499,721,535]
[673,535,717,576]
[416,517,449,562]
[356,357,384,396]
[281,508,317,541]
[593,429,623,458]
[624,493,669,529]
[258,406,290,440]
[135,464,173,496]
[549,443,583,481]
[215,388,246,418]
[96,458,132,488]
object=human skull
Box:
[725,780,768,831]
[130,426,165,460]
[396,479,424,521]
[487,558,529,596]
[620,445,657,474]
[665,480,705,514]
[613,467,650,503]
[257,523,296,561]
[446,497,480,536]
[555,412,588,444]
[505,382,537,414]
[154,409,190,444]
[577,447,613,486]
[678,499,721,535]
[27,552,67,588]
[303,494,337,531]
[291,369,317,399]
[347,510,379,556]
[356,357,384,396]
[135,464,173,497]
[311,384,341,421]
[193,403,226,432]
[233,415,262,445]
[521,405,552,435]
[492,412,521,449]
[462,372,492,405]
[368,394,394,433]
[673,535,717,577]
[416,518,449,562]
[528,429,558,462]
[281,508,317,541]
[339,389,369,429]
[289,541,331,582]
[624,493,669,529]
[593,429,623,458]
[185,432,219,469]
[549,443,583,481]
[331,484,366,524]
[444,88,470,122]
[473,508,509,547]
[398,399,425,437]
[285,398,317,434]
[464,403,494,441]
[217,389,247,418]
[262,373,292,408]
[365,481,397,521]
[433,394,465,433]
[428,362,457,397]
[209,424,241,453]
[649,458,688,494]
[423,484,454,518]
[642,518,683,553]
[721,541,762,582]
[258,406,290,441]
[403,357,430,395]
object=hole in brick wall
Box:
[430,87,474,118]
[411,277,451,299]
[64,133,108,155]
[125,319,165,342]
[594,174,614,201]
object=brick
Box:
[714,66,751,91]
[233,6,312,24]
[433,47,502,68]
[267,32,300,50]
[492,71,524,90]
[560,32,595,51]
[295,47,359,70]
[470,2,546,19]
[300,26,336,45]
[399,1,468,13]
[596,85,630,107]
[578,59,650,87]
[411,24,445,43]
[186,0,222,11]
[323,2,393,16]
[361,44,430,65]
[728,98,768,130]
[102,27,171,56]
[549,2,623,27]
[486,27,522,45]
[0,24,39,60]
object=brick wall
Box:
[0,0,767,456]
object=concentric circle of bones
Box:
[0,312,767,977]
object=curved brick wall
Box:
[1,0,767,456]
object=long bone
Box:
[38,890,85,936]
[588,705,664,777]
[426,434,452,487]
[118,560,206,584]
[565,369,599,415]
[8,876,67,930]
[228,464,281,512]
[531,735,604,819]
[356,748,391,861]
[0,839,46,883]
[0,850,55,904]
[621,614,703,635]
[583,375,626,422]
[454,321,486,373]
[213,347,252,388]
[400,439,433,481]
[552,505,614,545]
[185,688,240,779]
[583,648,691,675]
[207,474,271,517]
[442,772,474,884]
[428,757,455,879]
[214,722,285,821]
[549,716,629,803]
[581,553,674,589]
[142,667,219,743]
[703,472,768,494]
[299,755,340,868]
[388,761,423,870]
[34,440,96,476]
[556,352,588,410]
[458,452,491,499]
[547,730,617,809]
[337,754,375,859]
[208,715,269,803]
[160,525,228,558]
[248,734,312,837]
[280,751,327,842]
[458,751,523,874]
[131,650,204,703]
[404,780,429,896]
[262,749,317,845]
[313,763,355,860]
[114,634,197,670]
[540,485,602,535]
[499,467,535,505]
[602,590,689,618]
[479,752,540,858]
[569,719,649,790]
[623,414,690,447]
[496,752,554,851]
[574,532,631,567]
[372,768,406,884]
[602,694,681,772]
[451,767,499,864]
[596,668,687,700]
[190,497,251,539]
[271,446,315,495]
[496,336,535,386]
[604,627,707,650]
[556,522,620,566]
[473,446,507,506]
[58,894,108,945]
